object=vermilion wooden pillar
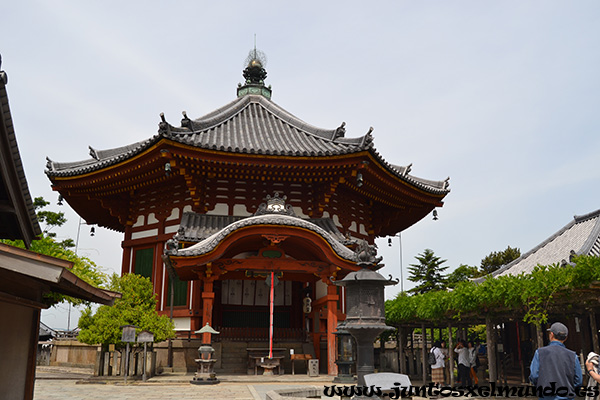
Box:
[190,278,202,332]
[312,331,321,364]
[326,284,339,375]
[153,241,164,310]
[121,226,132,274]
[201,279,215,343]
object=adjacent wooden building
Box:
[1,57,118,400]
[46,51,450,374]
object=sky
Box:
[2,1,600,329]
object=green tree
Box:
[78,273,175,346]
[446,264,480,288]
[407,249,448,294]
[480,245,521,275]
[1,197,107,305]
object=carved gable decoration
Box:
[254,192,297,217]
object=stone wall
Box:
[50,340,99,368]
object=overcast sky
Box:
[3,1,600,329]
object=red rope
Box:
[269,271,274,359]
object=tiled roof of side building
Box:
[0,59,42,245]
[492,209,600,278]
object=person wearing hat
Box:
[529,322,582,400]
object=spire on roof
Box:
[237,44,272,99]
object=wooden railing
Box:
[214,327,306,342]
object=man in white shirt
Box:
[455,340,472,386]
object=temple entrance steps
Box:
[154,339,314,375]
[216,341,249,374]
[214,341,311,375]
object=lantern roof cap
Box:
[333,267,399,287]
[195,323,220,335]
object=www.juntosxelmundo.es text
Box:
[323,382,600,399]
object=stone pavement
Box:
[33,366,336,400]
[34,368,540,400]
[35,380,259,400]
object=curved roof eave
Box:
[46,134,163,178]
[166,214,359,263]
[45,94,450,196]
[370,152,450,196]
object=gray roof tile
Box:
[493,209,600,278]
[46,93,450,195]
[175,212,348,244]
[0,64,42,244]
[167,213,358,262]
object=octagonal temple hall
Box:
[45,50,450,375]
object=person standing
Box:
[440,340,450,385]
[529,322,582,400]
[455,340,472,387]
[467,341,479,385]
[430,340,445,387]
[584,352,600,400]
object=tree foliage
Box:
[407,249,448,294]
[446,264,480,288]
[480,246,521,275]
[34,197,67,235]
[1,197,107,306]
[78,273,175,346]
[387,255,600,327]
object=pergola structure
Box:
[46,50,450,374]
[392,209,600,385]
[394,290,600,386]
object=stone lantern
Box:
[190,323,220,385]
[333,240,398,398]
[333,320,356,383]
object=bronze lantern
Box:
[333,240,398,398]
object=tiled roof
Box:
[175,212,348,244]
[167,213,358,262]
[39,322,56,338]
[175,213,244,242]
[45,93,450,195]
[173,95,365,153]
[493,209,600,278]
[46,95,367,173]
[0,61,41,245]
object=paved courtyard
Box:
[34,380,266,400]
[33,367,333,400]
